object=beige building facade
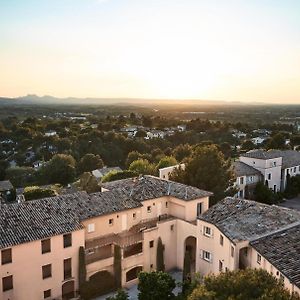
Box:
[1,176,299,300]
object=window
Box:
[150,264,153,269]
[133,213,136,219]
[1,248,12,265]
[63,233,72,248]
[109,218,114,226]
[294,167,297,173]
[298,166,300,172]
[87,223,95,233]
[273,161,277,167]
[257,254,261,264]
[170,224,174,231]
[231,246,234,257]
[165,202,168,208]
[197,202,203,216]
[240,177,244,185]
[219,260,223,272]
[268,173,271,180]
[64,258,72,280]
[44,289,51,299]
[253,161,255,165]
[147,206,151,213]
[42,264,52,279]
[2,275,13,292]
[204,226,212,237]
[149,240,154,248]
[203,250,211,262]
[41,239,51,254]
[220,235,224,246]
[249,176,254,182]
[273,185,277,192]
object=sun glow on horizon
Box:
[0,0,300,103]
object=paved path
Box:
[94,270,183,300]
[279,197,300,211]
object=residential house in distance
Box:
[251,136,267,145]
[234,150,300,198]
[44,130,57,137]
[0,176,299,299]
[145,130,165,139]
[233,161,262,199]
[92,166,122,181]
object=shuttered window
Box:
[1,249,12,265]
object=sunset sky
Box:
[0,0,299,103]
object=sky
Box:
[0,0,300,103]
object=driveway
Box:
[94,270,183,300]
[279,197,300,211]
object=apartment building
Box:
[0,176,212,300]
[235,149,300,198]
[197,197,300,295]
[233,161,262,199]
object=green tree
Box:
[24,186,56,201]
[40,154,76,185]
[156,156,177,170]
[156,237,165,272]
[5,166,36,187]
[135,130,147,138]
[266,133,287,150]
[102,170,138,183]
[182,250,192,294]
[78,172,100,193]
[78,153,104,174]
[138,271,176,300]
[241,139,255,151]
[114,245,122,289]
[188,269,300,300]
[284,174,300,199]
[129,159,155,175]
[254,181,282,204]
[78,246,87,294]
[172,144,192,162]
[170,145,234,204]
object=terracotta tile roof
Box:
[102,175,213,201]
[233,161,261,177]
[251,224,300,289]
[199,197,300,243]
[0,176,211,249]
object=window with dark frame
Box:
[44,289,51,299]
[1,248,12,265]
[42,264,52,279]
[64,258,72,280]
[149,240,154,248]
[2,275,13,292]
[63,233,72,248]
[220,235,224,246]
[41,239,51,254]
[109,218,114,225]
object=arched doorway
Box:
[126,266,143,282]
[62,280,75,300]
[184,236,197,274]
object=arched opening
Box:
[184,236,197,274]
[62,280,75,300]
[239,247,249,269]
[126,266,143,282]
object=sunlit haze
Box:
[0,0,300,103]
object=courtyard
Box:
[94,270,183,300]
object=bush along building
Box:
[0,176,299,299]
[233,149,300,198]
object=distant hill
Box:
[0,94,264,107]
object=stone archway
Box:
[126,266,143,282]
[184,236,197,274]
[62,280,75,300]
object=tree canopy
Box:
[188,269,300,300]
[170,145,234,204]
[78,153,104,174]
